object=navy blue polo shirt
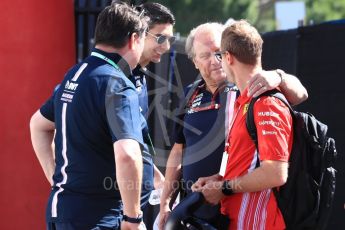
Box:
[128,65,155,220]
[173,82,235,224]
[40,48,152,227]
[174,82,233,192]
[128,65,154,151]
[129,65,149,119]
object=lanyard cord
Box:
[91,52,120,70]
[225,103,242,153]
[187,84,225,112]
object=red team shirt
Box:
[221,88,293,230]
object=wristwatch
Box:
[123,213,143,224]
[222,180,234,196]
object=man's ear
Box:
[225,52,233,65]
[128,32,139,50]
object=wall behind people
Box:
[296,22,345,230]
[0,0,75,229]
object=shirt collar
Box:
[236,86,252,105]
[132,64,144,76]
[91,48,132,77]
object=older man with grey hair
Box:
[158,22,308,229]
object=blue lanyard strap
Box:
[91,52,120,70]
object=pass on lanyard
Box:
[219,151,228,177]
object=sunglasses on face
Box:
[214,51,227,62]
[146,31,176,45]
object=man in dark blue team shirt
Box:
[158,22,308,229]
[30,3,150,230]
[130,2,175,122]
[128,3,176,228]
[129,2,175,149]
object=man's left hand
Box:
[247,70,281,97]
[201,181,224,205]
[191,174,222,192]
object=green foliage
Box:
[149,0,259,36]
[305,0,345,24]
[148,0,345,35]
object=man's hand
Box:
[121,221,146,230]
[158,205,171,230]
[191,174,222,192]
[201,180,224,205]
[247,70,281,97]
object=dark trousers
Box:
[47,222,117,230]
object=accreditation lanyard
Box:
[219,101,242,177]
[187,84,222,112]
[225,104,242,151]
[91,52,120,70]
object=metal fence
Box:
[75,0,111,62]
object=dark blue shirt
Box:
[173,81,235,223]
[129,65,149,119]
[174,82,233,191]
[40,48,152,227]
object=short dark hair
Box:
[221,20,263,65]
[94,2,148,48]
[138,2,175,29]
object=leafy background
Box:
[147,0,345,35]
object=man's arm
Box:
[30,110,55,186]
[248,70,308,105]
[114,139,143,230]
[194,160,288,205]
[228,160,288,193]
[279,72,308,105]
[198,95,292,205]
[158,143,183,230]
[153,164,165,189]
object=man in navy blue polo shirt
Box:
[158,22,308,229]
[128,1,176,191]
[30,2,149,230]
[130,2,175,121]
[128,3,176,228]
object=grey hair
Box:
[185,22,225,59]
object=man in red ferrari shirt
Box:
[192,20,294,230]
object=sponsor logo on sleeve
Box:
[258,120,281,126]
[262,130,277,135]
[257,111,279,117]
